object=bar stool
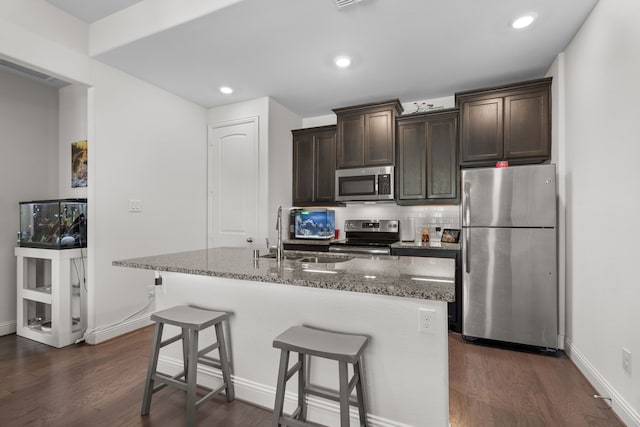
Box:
[141,305,234,426]
[272,325,369,427]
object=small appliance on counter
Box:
[294,209,335,240]
[18,198,87,249]
[400,218,415,242]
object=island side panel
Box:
[154,271,449,427]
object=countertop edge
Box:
[112,249,455,302]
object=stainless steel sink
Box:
[297,256,352,264]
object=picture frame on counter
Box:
[441,229,460,243]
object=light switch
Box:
[129,199,142,212]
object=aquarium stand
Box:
[15,247,87,348]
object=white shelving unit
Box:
[15,247,87,348]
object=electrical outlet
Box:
[622,348,632,375]
[418,308,436,334]
[147,284,155,299]
[129,199,142,212]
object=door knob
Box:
[246,237,253,243]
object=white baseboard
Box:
[157,355,411,427]
[565,338,640,427]
[84,313,153,345]
[0,320,16,336]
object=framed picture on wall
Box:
[71,140,87,188]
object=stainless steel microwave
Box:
[335,166,394,202]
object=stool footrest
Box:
[285,361,302,381]
[290,406,302,419]
[195,382,227,408]
[280,415,327,427]
[348,371,360,394]
[160,333,182,348]
[151,370,186,394]
[305,384,359,406]
[199,341,220,357]
[154,372,188,392]
[198,355,222,369]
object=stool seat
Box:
[272,325,369,427]
[141,305,234,427]
[273,326,367,363]
[151,305,228,330]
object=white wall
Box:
[268,98,302,242]
[0,68,59,335]
[559,0,640,424]
[0,0,88,54]
[546,55,566,349]
[89,61,208,342]
[1,1,212,343]
[58,84,88,199]
[0,2,91,85]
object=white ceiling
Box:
[45,0,598,118]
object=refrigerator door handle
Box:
[463,181,470,226]
[465,229,470,273]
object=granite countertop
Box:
[391,241,461,251]
[113,247,455,302]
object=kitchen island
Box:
[114,247,454,426]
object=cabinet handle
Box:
[246,237,253,243]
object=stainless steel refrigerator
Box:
[462,164,557,349]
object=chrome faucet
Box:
[275,205,283,263]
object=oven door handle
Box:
[329,246,390,255]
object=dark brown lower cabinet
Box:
[391,247,462,333]
[292,125,337,206]
[396,109,459,205]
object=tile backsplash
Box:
[331,204,461,242]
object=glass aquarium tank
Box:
[19,199,87,249]
[294,209,335,239]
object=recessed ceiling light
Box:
[511,14,536,29]
[335,56,351,68]
[219,86,233,94]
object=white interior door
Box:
[208,117,259,248]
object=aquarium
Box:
[294,209,335,240]
[19,199,87,249]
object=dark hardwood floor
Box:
[448,334,623,427]
[0,327,624,427]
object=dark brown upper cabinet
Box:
[455,77,551,167]
[292,125,337,206]
[396,109,459,205]
[333,99,404,169]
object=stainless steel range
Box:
[329,219,399,255]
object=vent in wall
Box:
[0,58,69,89]
[336,0,363,8]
